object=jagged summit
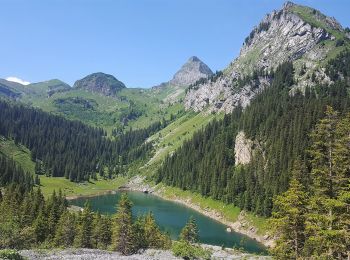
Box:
[184,1,348,113]
[169,56,213,87]
[154,56,213,89]
[73,72,126,96]
[283,1,295,9]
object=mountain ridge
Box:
[73,72,126,96]
[184,1,349,113]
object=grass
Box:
[0,136,128,198]
[39,175,127,198]
[156,183,269,236]
[21,86,184,135]
[290,5,345,40]
[246,213,269,236]
[145,112,219,170]
[0,136,35,174]
[157,184,241,222]
[138,111,219,178]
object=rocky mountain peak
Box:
[73,72,126,96]
[283,1,295,9]
[184,2,346,113]
[168,56,213,87]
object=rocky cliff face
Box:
[169,56,213,87]
[73,72,126,96]
[234,131,252,166]
[153,56,213,104]
[154,56,213,89]
[184,1,346,113]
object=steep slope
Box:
[73,72,126,96]
[185,1,349,113]
[169,56,213,87]
[153,56,213,104]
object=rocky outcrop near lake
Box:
[20,247,271,260]
[234,131,253,166]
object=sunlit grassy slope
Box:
[0,137,127,197]
[20,85,185,134]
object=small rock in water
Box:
[226,227,232,232]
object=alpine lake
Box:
[69,191,267,254]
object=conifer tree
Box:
[74,202,93,248]
[305,106,348,258]
[54,211,77,247]
[143,212,171,249]
[180,216,199,244]
[270,177,308,259]
[33,209,47,244]
[112,194,135,255]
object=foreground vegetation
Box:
[270,107,350,259]
[0,184,212,259]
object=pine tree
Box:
[98,215,112,249]
[54,211,77,247]
[33,209,47,244]
[112,194,135,255]
[305,106,349,258]
[270,177,308,259]
[74,202,93,248]
[142,212,171,249]
[180,216,199,244]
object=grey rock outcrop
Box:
[184,1,345,113]
[154,56,213,90]
[169,56,213,87]
[73,72,126,96]
[234,131,253,165]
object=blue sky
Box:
[0,0,349,88]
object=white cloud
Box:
[6,76,31,85]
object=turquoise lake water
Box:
[69,191,267,254]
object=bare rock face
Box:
[73,72,126,96]
[234,131,252,166]
[184,1,345,113]
[169,56,213,87]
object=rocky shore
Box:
[20,246,271,260]
[122,176,274,248]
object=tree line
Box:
[0,153,34,192]
[0,100,167,182]
[156,55,350,217]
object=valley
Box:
[1,1,350,259]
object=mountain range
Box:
[1,2,350,257]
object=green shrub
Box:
[172,240,211,260]
[0,249,25,260]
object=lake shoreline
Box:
[121,176,275,249]
[65,175,274,249]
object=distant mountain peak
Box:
[188,56,200,62]
[168,56,213,87]
[73,72,126,96]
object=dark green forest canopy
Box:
[0,153,33,192]
[0,101,167,182]
[156,56,350,217]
